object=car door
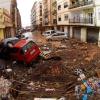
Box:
[52,34,59,40]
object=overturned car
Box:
[0,38,41,64]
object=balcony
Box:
[69,0,93,9]
[69,17,94,25]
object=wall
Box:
[0,29,4,39]
[57,0,69,25]
[95,6,100,26]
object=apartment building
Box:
[0,0,22,36]
[57,0,100,46]
[51,0,57,30]
[57,0,70,35]
[42,0,57,31]
[31,0,42,31]
[0,8,12,40]
[15,8,22,32]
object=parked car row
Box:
[42,30,68,41]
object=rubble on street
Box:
[0,76,11,99]
[0,38,100,99]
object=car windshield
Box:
[22,41,36,53]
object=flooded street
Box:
[0,32,100,99]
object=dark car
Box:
[0,37,20,59]
[3,37,20,47]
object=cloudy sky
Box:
[17,0,36,27]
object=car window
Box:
[22,41,36,53]
[53,33,66,36]
[58,33,65,35]
[53,34,59,36]
[26,41,35,49]
[51,31,55,34]
[46,32,50,34]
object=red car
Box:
[10,39,41,64]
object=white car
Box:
[42,30,56,37]
[46,32,68,41]
[3,37,20,47]
[22,32,33,39]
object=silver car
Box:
[3,37,19,47]
[46,32,68,41]
[42,30,56,37]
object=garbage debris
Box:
[0,38,100,99]
[75,68,100,100]
[6,68,12,72]
[96,69,100,78]
[0,76,11,99]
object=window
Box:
[51,31,56,34]
[64,2,68,8]
[22,41,36,53]
[58,5,61,10]
[40,18,42,21]
[40,10,42,16]
[40,5,42,9]
[46,32,50,34]
[64,14,68,21]
[58,16,61,21]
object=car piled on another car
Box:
[0,37,41,65]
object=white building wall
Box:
[95,0,100,5]
[35,1,42,25]
[94,6,100,26]
[57,0,69,25]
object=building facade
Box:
[57,0,70,34]
[0,8,12,40]
[56,0,100,46]
[42,0,57,31]
[0,0,22,37]
[31,0,42,32]
[31,0,100,46]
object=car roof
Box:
[4,37,18,41]
[14,39,32,48]
[3,37,19,45]
[45,30,55,32]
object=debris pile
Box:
[0,76,11,99]
[75,68,100,100]
[0,38,100,99]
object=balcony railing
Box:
[69,0,93,9]
[69,17,93,25]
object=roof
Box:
[14,39,29,48]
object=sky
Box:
[17,0,36,27]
